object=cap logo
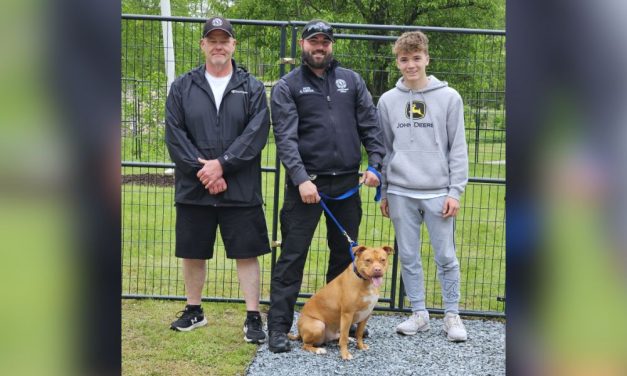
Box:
[212,18,223,26]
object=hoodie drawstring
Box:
[419,91,438,146]
[409,90,415,142]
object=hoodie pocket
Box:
[388,150,449,189]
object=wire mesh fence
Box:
[121,15,505,317]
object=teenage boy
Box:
[378,31,469,342]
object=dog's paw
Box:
[357,343,369,351]
[314,348,327,355]
[341,351,353,360]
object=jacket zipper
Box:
[325,76,338,174]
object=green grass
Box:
[122,299,257,376]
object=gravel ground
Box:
[246,313,505,376]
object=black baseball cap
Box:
[302,20,334,41]
[202,16,234,38]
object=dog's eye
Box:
[365,258,372,263]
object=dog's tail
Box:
[287,332,300,341]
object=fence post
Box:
[270,25,289,273]
[474,91,481,164]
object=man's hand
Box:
[380,198,390,218]
[207,178,227,195]
[442,197,460,218]
[197,157,223,188]
[298,180,320,204]
[360,169,380,187]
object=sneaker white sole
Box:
[395,324,430,336]
[243,335,267,344]
[170,318,207,332]
[443,328,467,342]
[445,333,467,342]
[243,328,267,344]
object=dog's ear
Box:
[352,245,367,257]
[382,245,394,255]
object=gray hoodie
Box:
[378,75,468,201]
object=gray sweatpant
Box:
[387,193,461,314]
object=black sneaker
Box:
[349,323,369,338]
[170,305,208,332]
[268,331,291,353]
[243,313,267,344]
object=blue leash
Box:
[318,166,382,263]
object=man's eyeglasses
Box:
[302,21,335,41]
[304,23,333,35]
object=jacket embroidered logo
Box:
[335,79,349,93]
[405,100,426,119]
[299,86,315,94]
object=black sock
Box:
[186,304,202,312]
[246,310,260,318]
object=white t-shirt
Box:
[205,71,232,113]
[387,190,447,200]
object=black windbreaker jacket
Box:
[165,61,270,206]
[271,60,384,186]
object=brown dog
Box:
[288,245,394,360]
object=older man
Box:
[164,16,271,344]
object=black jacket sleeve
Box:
[164,80,203,175]
[217,80,270,174]
[271,80,310,186]
[353,72,385,169]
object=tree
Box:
[221,0,504,97]
[121,0,505,161]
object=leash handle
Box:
[319,186,360,201]
[366,166,382,202]
[318,166,382,202]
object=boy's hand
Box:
[380,198,390,218]
[442,197,460,218]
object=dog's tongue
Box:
[372,277,383,288]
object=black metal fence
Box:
[121,15,505,317]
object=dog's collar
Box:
[352,261,369,281]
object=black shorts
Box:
[175,203,271,259]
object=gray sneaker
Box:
[443,313,467,342]
[396,310,430,335]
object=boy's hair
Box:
[393,31,429,55]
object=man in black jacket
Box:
[164,16,270,344]
[267,19,385,352]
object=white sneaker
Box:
[443,313,467,342]
[396,310,430,335]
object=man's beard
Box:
[301,50,333,69]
